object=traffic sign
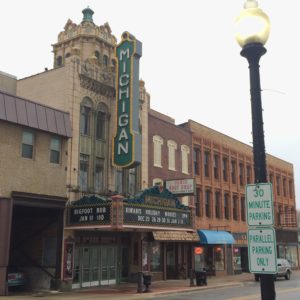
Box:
[246,183,274,226]
[248,227,277,274]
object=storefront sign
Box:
[246,183,274,226]
[63,241,74,280]
[113,31,142,168]
[165,179,195,195]
[248,227,277,274]
[68,204,110,226]
[124,204,191,228]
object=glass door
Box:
[82,247,100,287]
[101,246,117,285]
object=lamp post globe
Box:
[235,1,276,300]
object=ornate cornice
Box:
[79,74,115,97]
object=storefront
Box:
[63,186,195,290]
[194,230,235,276]
[232,232,249,273]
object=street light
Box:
[235,1,275,300]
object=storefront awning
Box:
[153,231,200,242]
[197,230,235,244]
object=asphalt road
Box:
[152,272,300,300]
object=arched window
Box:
[95,50,100,62]
[95,103,108,140]
[103,55,108,67]
[80,97,93,135]
[56,56,63,67]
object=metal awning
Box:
[197,230,235,244]
[153,231,200,242]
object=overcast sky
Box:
[1,0,299,209]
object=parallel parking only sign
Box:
[246,183,274,226]
[248,228,277,274]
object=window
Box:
[288,179,294,198]
[153,135,163,167]
[205,190,211,218]
[222,157,228,182]
[79,154,89,190]
[181,145,190,174]
[215,191,221,219]
[167,140,177,171]
[204,151,210,177]
[22,131,34,159]
[193,148,201,175]
[233,195,238,221]
[195,188,202,217]
[241,196,246,222]
[246,165,252,184]
[56,56,62,66]
[239,163,244,186]
[283,177,287,197]
[95,50,100,61]
[150,242,162,272]
[214,154,219,179]
[276,175,281,195]
[96,103,107,140]
[80,99,92,135]
[224,193,230,220]
[231,160,236,184]
[115,169,123,194]
[103,55,108,67]
[94,158,104,191]
[128,167,136,196]
[50,137,61,164]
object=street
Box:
[151,272,300,300]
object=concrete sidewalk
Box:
[1,272,255,300]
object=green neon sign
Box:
[113,32,142,168]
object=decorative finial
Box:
[244,0,258,9]
[82,6,94,23]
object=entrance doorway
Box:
[166,243,177,279]
[72,246,117,289]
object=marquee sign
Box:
[113,31,142,168]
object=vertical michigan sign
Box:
[113,32,142,168]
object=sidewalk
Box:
[2,272,255,300]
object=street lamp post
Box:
[235,1,275,300]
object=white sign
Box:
[248,228,277,274]
[165,179,195,195]
[246,183,274,226]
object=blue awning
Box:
[197,230,235,244]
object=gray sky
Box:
[1,0,299,208]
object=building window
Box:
[50,137,61,164]
[222,157,228,182]
[94,158,104,191]
[233,195,238,221]
[204,151,210,178]
[215,191,221,219]
[95,50,100,62]
[181,145,190,174]
[283,177,287,197]
[22,131,34,159]
[214,154,219,180]
[241,196,246,222]
[205,190,211,218]
[56,56,62,66]
[195,188,202,217]
[193,148,201,175]
[115,169,123,194]
[128,167,137,196]
[79,154,89,190]
[95,111,106,140]
[288,179,294,198]
[153,135,163,167]
[103,55,108,67]
[167,140,177,171]
[276,175,281,195]
[246,165,252,184]
[224,193,230,220]
[239,163,244,186]
[231,160,236,184]
[80,99,92,135]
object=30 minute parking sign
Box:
[246,183,274,226]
